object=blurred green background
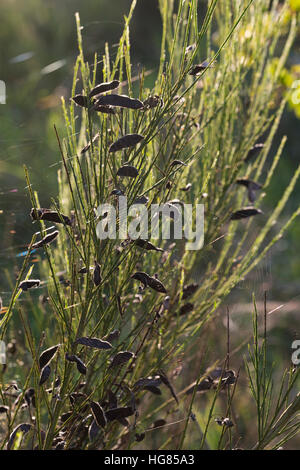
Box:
[0,0,299,398]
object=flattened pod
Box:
[245,143,264,163]
[39,344,60,369]
[189,60,214,75]
[95,94,143,109]
[236,178,262,203]
[66,353,87,375]
[110,351,134,368]
[19,279,40,291]
[131,271,150,289]
[31,230,59,249]
[30,208,71,226]
[7,423,31,450]
[89,80,120,98]
[230,207,263,220]
[72,94,89,108]
[93,261,102,287]
[134,239,163,252]
[105,406,134,422]
[109,134,144,153]
[147,276,167,293]
[75,337,112,350]
[144,385,161,395]
[39,365,51,386]
[117,165,139,178]
[93,104,115,114]
[90,401,107,428]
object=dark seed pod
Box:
[144,385,161,395]
[71,94,89,108]
[159,371,179,404]
[230,207,263,220]
[215,417,234,428]
[189,60,214,75]
[88,419,100,441]
[117,165,139,178]
[170,160,187,167]
[105,406,134,422]
[78,267,88,274]
[0,405,9,413]
[135,432,145,442]
[7,423,31,450]
[75,337,112,350]
[179,303,194,316]
[109,134,144,153]
[89,80,120,98]
[92,104,115,114]
[134,239,163,252]
[60,411,73,423]
[90,401,107,428]
[93,261,102,287]
[103,330,120,343]
[133,376,162,390]
[39,365,51,386]
[245,143,264,163]
[107,390,118,409]
[133,195,149,205]
[147,276,167,293]
[181,183,192,192]
[95,94,143,109]
[153,419,166,428]
[66,353,87,375]
[236,178,262,203]
[182,283,199,300]
[143,95,162,109]
[131,271,150,289]
[31,230,59,249]
[19,279,40,291]
[39,344,60,369]
[24,388,35,407]
[55,441,65,450]
[30,208,71,226]
[110,188,125,196]
[110,351,135,368]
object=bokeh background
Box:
[0,0,300,446]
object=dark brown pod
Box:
[179,303,194,315]
[134,239,163,252]
[66,353,87,375]
[147,276,167,293]
[133,195,149,205]
[135,432,146,442]
[93,261,102,287]
[75,337,112,350]
[19,279,40,291]
[93,104,115,114]
[39,365,51,386]
[105,406,134,422]
[189,60,214,75]
[159,371,179,404]
[182,283,199,300]
[88,420,100,441]
[245,143,264,163]
[144,385,162,395]
[31,230,59,249]
[131,271,150,289]
[30,208,71,226]
[152,419,166,428]
[109,134,144,153]
[170,159,187,167]
[143,95,162,109]
[0,405,9,413]
[110,351,134,368]
[7,423,31,450]
[90,401,107,428]
[236,178,262,203]
[230,207,263,220]
[133,376,162,390]
[72,94,89,108]
[117,165,139,178]
[95,94,143,109]
[39,344,60,369]
[89,80,120,98]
